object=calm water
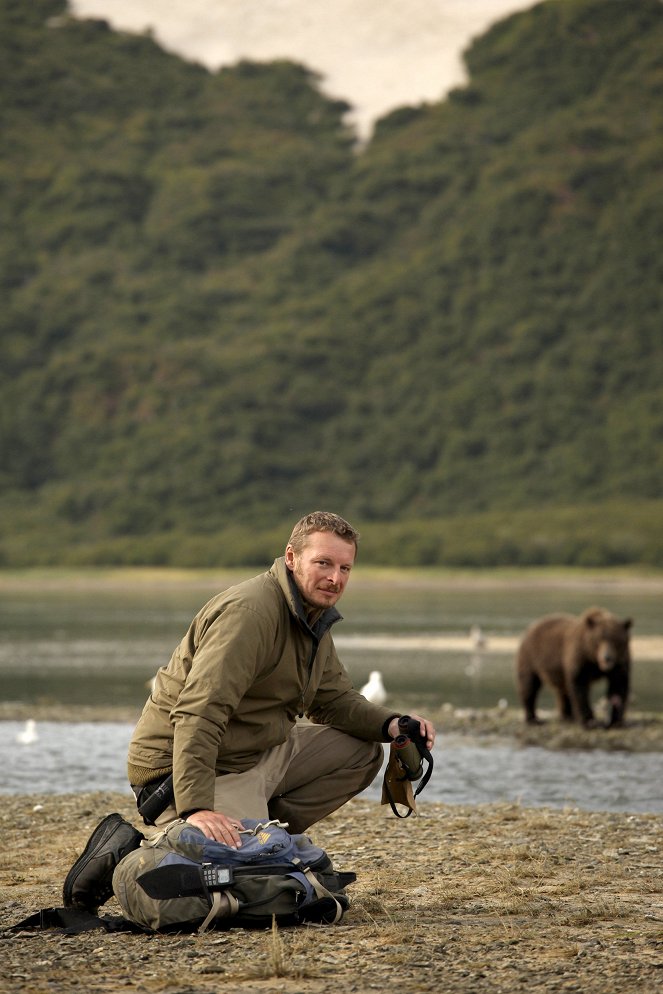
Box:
[1,573,661,711]
[3,722,662,813]
[1,573,662,811]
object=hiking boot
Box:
[63,813,144,912]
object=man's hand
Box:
[185,810,244,848]
[387,713,436,751]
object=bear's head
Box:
[582,607,632,672]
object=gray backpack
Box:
[112,818,355,932]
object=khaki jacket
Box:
[128,558,396,815]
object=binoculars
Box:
[382,713,434,818]
[392,715,427,781]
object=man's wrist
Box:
[381,714,401,741]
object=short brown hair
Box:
[286,511,360,555]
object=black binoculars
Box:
[392,715,427,781]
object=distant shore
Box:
[2,564,663,591]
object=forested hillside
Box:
[1,0,662,567]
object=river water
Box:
[2,574,662,812]
[3,720,662,813]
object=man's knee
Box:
[357,738,383,770]
[319,728,384,784]
[358,739,384,785]
[279,726,384,792]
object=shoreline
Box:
[4,704,663,753]
[2,793,661,994]
[2,564,663,593]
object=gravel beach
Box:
[2,787,662,994]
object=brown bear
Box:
[516,607,632,728]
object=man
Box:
[63,511,436,912]
[128,510,435,846]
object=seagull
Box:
[470,625,487,650]
[360,670,387,705]
[16,719,38,745]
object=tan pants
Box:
[152,724,383,834]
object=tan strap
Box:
[198,890,239,934]
[142,819,186,848]
[302,868,343,923]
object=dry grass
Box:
[265,917,285,978]
[1,793,662,994]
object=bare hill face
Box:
[69,0,535,136]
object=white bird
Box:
[16,719,38,745]
[470,625,487,650]
[360,670,387,705]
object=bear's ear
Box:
[623,618,633,631]
[583,607,603,627]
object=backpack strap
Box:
[300,868,343,924]
[8,907,139,934]
[198,890,240,934]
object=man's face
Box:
[285,531,356,609]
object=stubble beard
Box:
[292,562,341,609]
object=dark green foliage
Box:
[1,0,662,567]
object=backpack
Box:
[112,818,356,933]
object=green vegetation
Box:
[1,0,662,568]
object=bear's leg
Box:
[569,677,595,727]
[607,694,625,727]
[556,689,574,722]
[606,672,629,727]
[518,668,543,723]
